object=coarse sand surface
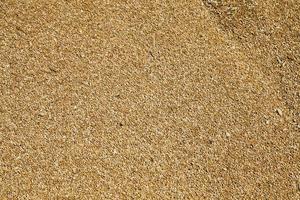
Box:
[0,0,299,199]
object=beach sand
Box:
[0,0,299,199]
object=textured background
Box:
[0,0,299,199]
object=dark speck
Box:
[149,51,154,58]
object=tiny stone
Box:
[9,122,17,130]
[290,145,298,150]
[113,149,118,154]
[225,132,231,137]
[38,111,46,117]
[275,108,283,116]
[206,0,219,7]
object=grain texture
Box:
[0,0,299,199]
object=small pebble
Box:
[38,111,46,117]
[275,108,283,116]
[225,132,231,137]
[9,122,17,130]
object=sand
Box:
[0,0,299,199]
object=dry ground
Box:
[0,0,299,199]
